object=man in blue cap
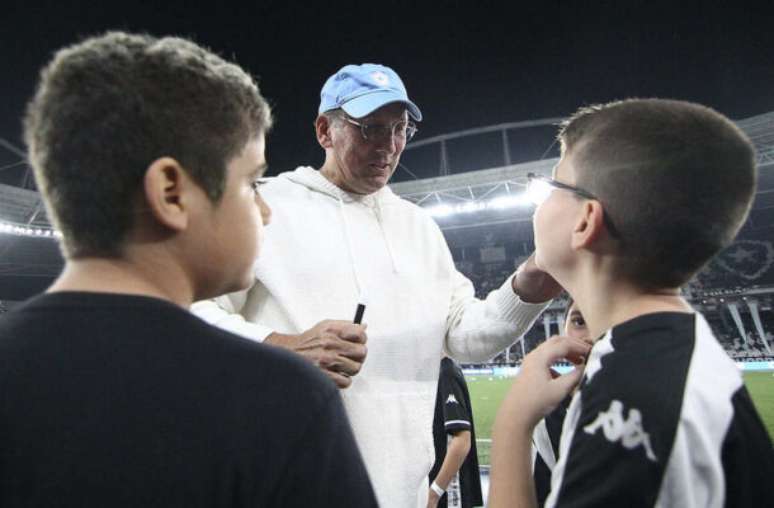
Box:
[194,63,559,507]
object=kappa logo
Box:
[445,394,459,405]
[583,400,658,462]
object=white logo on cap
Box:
[370,71,389,86]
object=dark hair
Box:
[24,31,272,258]
[558,98,756,289]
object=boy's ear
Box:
[142,157,193,232]
[316,115,334,149]
[571,200,606,250]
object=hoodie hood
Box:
[280,166,399,206]
[278,166,402,289]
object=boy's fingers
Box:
[551,366,584,396]
[541,335,591,365]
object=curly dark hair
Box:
[24,31,272,258]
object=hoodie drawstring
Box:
[338,197,364,297]
[287,167,399,293]
[374,199,399,274]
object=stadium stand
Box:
[450,252,774,364]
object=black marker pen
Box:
[353,303,366,324]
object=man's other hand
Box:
[512,253,563,303]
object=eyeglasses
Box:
[341,115,418,143]
[526,172,620,238]
[526,173,597,206]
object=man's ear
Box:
[571,200,606,250]
[142,157,193,232]
[315,115,334,149]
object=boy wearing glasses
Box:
[489,98,774,507]
[193,63,560,507]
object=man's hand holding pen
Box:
[266,319,368,389]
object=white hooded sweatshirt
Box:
[192,166,547,507]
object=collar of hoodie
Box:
[283,166,393,205]
[283,167,400,299]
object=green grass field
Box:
[467,371,774,466]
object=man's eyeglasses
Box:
[341,115,418,143]
[526,172,620,238]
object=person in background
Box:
[428,355,483,508]
[531,299,589,506]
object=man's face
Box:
[195,134,270,297]
[327,103,408,195]
[532,152,582,280]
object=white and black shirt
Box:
[546,312,774,507]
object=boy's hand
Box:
[496,335,591,431]
[426,488,441,508]
[489,335,591,508]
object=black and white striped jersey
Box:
[546,312,774,507]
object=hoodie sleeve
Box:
[190,291,274,342]
[444,267,548,363]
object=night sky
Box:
[2,1,774,183]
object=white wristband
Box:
[430,481,445,496]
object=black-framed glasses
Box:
[341,115,418,143]
[526,173,596,205]
[526,172,620,238]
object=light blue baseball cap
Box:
[318,63,422,121]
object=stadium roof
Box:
[4,111,773,235]
[393,110,774,198]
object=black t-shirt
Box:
[0,292,377,508]
[547,312,774,507]
[430,358,483,508]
